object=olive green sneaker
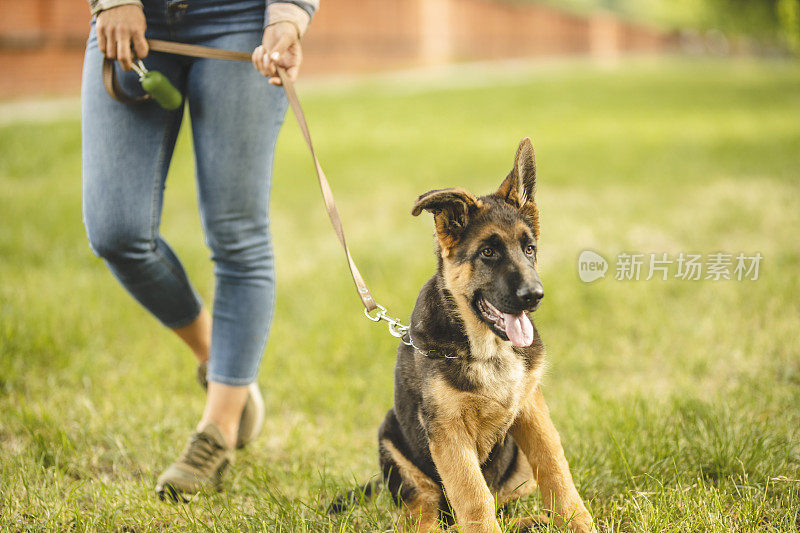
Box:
[155,421,233,503]
[196,363,265,449]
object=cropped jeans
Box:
[81,0,287,385]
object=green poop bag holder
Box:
[131,60,183,110]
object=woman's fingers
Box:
[116,27,133,70]
[254,22,302,85]
[283,63,300,83]
[252,45,269,77]
[97,26,108,56]
[96,5,147,71]
[132,31,149,62]
[265,33,295,75]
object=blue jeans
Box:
[81,0,287,386]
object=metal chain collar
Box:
[364,305,459,359]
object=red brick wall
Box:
[301,0,422,73]
[450,0,592,60]
[0,0,89,97]
[0,0,674,99]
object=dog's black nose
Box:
[517,285,544,307]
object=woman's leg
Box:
[84,9,277,500]
[186,29,288,447]
[83,19,218,372]
[82,28,206,334]
[173,308,212,362]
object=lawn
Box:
[1,57,799,531]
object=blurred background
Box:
[1,0,799,98]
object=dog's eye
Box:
[524,244,536,256]
[481,247,495,258]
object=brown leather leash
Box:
[104,39,392,318]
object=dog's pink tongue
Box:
[504,312,534,347]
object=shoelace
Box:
[181,432,224,470]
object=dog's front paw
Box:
[508,511,595,533]
[565,511,596,533]
[507,514,549,532]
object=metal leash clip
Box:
[364,305,411,344]
[130,59,148,79]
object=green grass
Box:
[1,57,799,531]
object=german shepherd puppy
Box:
[371,138,595,532]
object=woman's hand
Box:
[96,5,148,71]
[252,22,302,86]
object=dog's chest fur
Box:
[426,330,543,463]
[465,332,528,401]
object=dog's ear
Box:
[412,187,481,254]
[496,137,539,238]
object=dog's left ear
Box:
[496,137,539,238]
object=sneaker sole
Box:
[156,483,192,504]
